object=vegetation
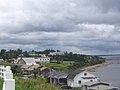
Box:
[42,63,72,72]
[0,80,3,90]
[15,78,62,90]
[0,49,59,61]
[0,49,105,90]
[0,78,63,90]
[50,53,105,72]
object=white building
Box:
[15,57,50,65]
[35,57,50,64]
[49,52,64,56]
[67,70,98,88]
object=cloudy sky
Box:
[0,0,120,55]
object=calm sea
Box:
[91,56,120,88]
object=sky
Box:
[0,0,120,55]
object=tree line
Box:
[0,49,60,61]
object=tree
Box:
[0,49,7,60]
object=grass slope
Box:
[15,78,62,90]
[42,63,72,72]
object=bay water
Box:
[91,56,120,88]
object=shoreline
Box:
[81,62,111,71]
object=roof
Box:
[21,65,40,71]
[108,86,119,90]
[40,67,49,71]
[17,57,37,65]
[67,69,84,80]
[82,81,110,87]
[21,58,36,64]
[43,72,68,79]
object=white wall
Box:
[0,65,15,90]
[35,57,50,63]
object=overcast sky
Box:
[0,0,120,55]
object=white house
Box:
[35,57,50,63]
[49,52,64,56]
[16,57,37,65]
[15,57,50,65]
[67,70,98,88]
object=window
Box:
[78,80,81,84]
[90,80,93,82]
[84,73,87,76]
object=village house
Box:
[28,51,46,57]
[67,70,98,88]
[43,71,68,87]
[35,57,50,64]
[15,57,50,65]
[40,66,50,74]
[21,64,40,71]
[49,52,64,56]
[15,57,37,65]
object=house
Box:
[40,67,50,74]
[49,52,64,56]
[67,70,98,88]
[43,71,68,85]
[35,57,50,64]
[16,57,38,65]
[21,64,40,71]
[82,81,119,90]
[15,57,50,65]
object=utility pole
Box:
[50,67,52,84]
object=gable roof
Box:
[17,58,26,64]
[67,69,84,80]
[17,57,37,65]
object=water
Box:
[91,56,120,88]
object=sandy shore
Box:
[81,62,111,71]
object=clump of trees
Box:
[51,52,105,71]
[0,49,23,61]
[0,49,59,61]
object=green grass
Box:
[0,80,3,90]
[15,77,63,90]
[41,63,72,72]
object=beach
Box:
[81,62,111,71]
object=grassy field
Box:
[41,63,72,72]
[0,78,62,90]
[15,77,63,90]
